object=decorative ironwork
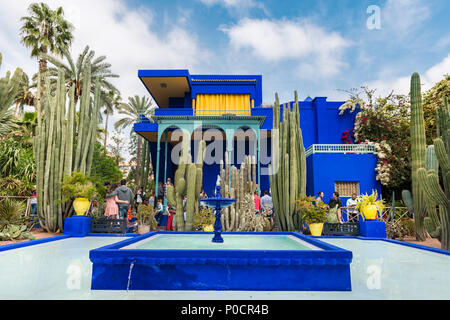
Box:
[322,222,360,236]
[335,181,360,197]
[305,144,377,157]
[90,218,127,234]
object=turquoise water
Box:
[120,234,318,250]
[0,236,449,299]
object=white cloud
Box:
[365,53,450,96]
[382,0,431,35]
[221,18,351,78]
[0,0,210,160]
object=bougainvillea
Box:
[340,87,411,191]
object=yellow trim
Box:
[195,94,251,116]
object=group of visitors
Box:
[316,191,359,224]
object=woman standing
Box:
[104,183,127,219]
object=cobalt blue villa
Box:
[133,69,381,205]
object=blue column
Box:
[155,130,162,199]
[256,127,260,195]
[163,130,168,186]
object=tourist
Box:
[328,191,343,224]
[155,199,163,224]
[316,191,324,204]
[30,185,37,216]
[163,178,172,197]
[104,183,127,219]
[166,204,176,231]
[148,189,155,207]
[260,190,273,211]
[183,194,187,222]
[157,182,164,201]
[108,179,134,219]
[254,191,261,213]
[134,187,146,213]
[199,189,207,210]
[346,193,359,222]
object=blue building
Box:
[133,69,381,205]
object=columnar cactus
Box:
[419,96,450,250]
[166,138,206,231]
[410,73,428,241]
[268,91,307,231]
[33,64,100,232]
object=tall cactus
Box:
[33,64,101,232]
[269,91,306,231]
[419,96,450,250]
[166,138,206,231]
[410,73,428,241]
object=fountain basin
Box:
[89,231,352,291]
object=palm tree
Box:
[20,2,74,75]
[101,91,126,151]
[114,95,156,188]
[0,53,22,137]
[41,45,119,105]
[14,71,36,116]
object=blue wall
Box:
[306,153,381,205]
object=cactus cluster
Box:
[419,96,450,250]
[404,72,450,249]
[269,91,306,231]
[34,65,100,232]
[218,153,269,232]
[166,137,206,231]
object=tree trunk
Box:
[103,112,109,152]
[136,135,142,189]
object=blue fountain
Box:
[200,185,236,243]
[89,178,353,291]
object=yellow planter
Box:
[309,223,324,236]
[362,204,378,220]
[73,198,90,216]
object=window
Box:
[335,181,360,197]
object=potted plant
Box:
[356,190,385,220]
[137,204,157,234]
[61,172,98,216]
[296,196,328,236]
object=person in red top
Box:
[254,191,261,214]
[166,204,176,231]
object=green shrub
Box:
[137,204,157,230]
[296,196,328,224]
[0,224,35,241]
[0,198,26,228]
[61,172,98,200]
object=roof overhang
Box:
[138,70,191,108]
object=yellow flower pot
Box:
[362,204,378,220]
[73,198,90,216]
[203,224,214,232]
[309,223,324,236]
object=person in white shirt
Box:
[346,193,359,222]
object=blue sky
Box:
[1,0,449,158]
